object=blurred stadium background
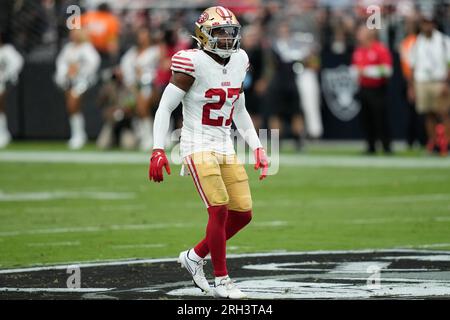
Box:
[0,0,450,274]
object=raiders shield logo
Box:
[321,65,360,121]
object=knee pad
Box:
[227,180,252,212]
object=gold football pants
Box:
[183,152,252,212]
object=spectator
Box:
[96,68,137,150]
[409,14,450,154]
[0,32,24,148]
[241,24,268,131]
[81,2,120,65]
[120,27,161,151]
[267,22,305,151]
[54,28,100,149]
[153,27,190,131]
[399,17,425,149]
[352,25,393,155]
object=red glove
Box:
[149,149,171,183]
[254,147,269,180]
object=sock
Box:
[215,275,229,286]
[194,210,252,259]
[69,113,86,139]
[188,248,203,262]
[204,205,228,277]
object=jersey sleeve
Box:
[171,50,196,78]
[240,49,250,73]
[245,55,250,73]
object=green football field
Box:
[1,142,450,269]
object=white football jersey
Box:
[171,48,249,158]
[120,45,160,88]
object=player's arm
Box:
[233,84,269,180]
[148,72,194,183]
[54,45,70,86]
[4,46,24,83]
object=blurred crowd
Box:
[0,0,449,154]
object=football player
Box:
[148,7,269,299]
[54,29,100,149]
[0,32,23,148]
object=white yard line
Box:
[348,215,450,225]
[111,244,167,250]
[0,191,135,202]
[1,249,449,275]
[397,243,450,249]
[21,204,146,214]
[0,287,113,293]
[0,220,287,237]
[0,223,195,237]
[27,241,81,247]
[1,151,450,168]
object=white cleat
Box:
[214,276,247,299]
[68,134,87,150]
[177,249,211,293]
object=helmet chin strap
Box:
[212,50,232,59]
[204,47,232,59]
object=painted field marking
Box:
[1,248,449,275]
[20,204,147,214]
[0,287,113,293]
[348,215,450,225]
[0,220,288,237]
[1,151,450,168]
[0,191,135,202]
[400,243,450,249]
[27,241,80,247]
[111,244,167,250]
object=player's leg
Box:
[215,154,251,298]
[416,82,438,151]
[66,89,87,150]
[0,88,11,148]
[435,84,450,155]
[136,86,153,151]
[372,86,391,154]
[289,87,304,151]
[359,88,376,154]
[193,154,251,299]
[194,154,252,258]
[178,151,230,293]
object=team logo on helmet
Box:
[193,6,241,59]
[197,11,209,24]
